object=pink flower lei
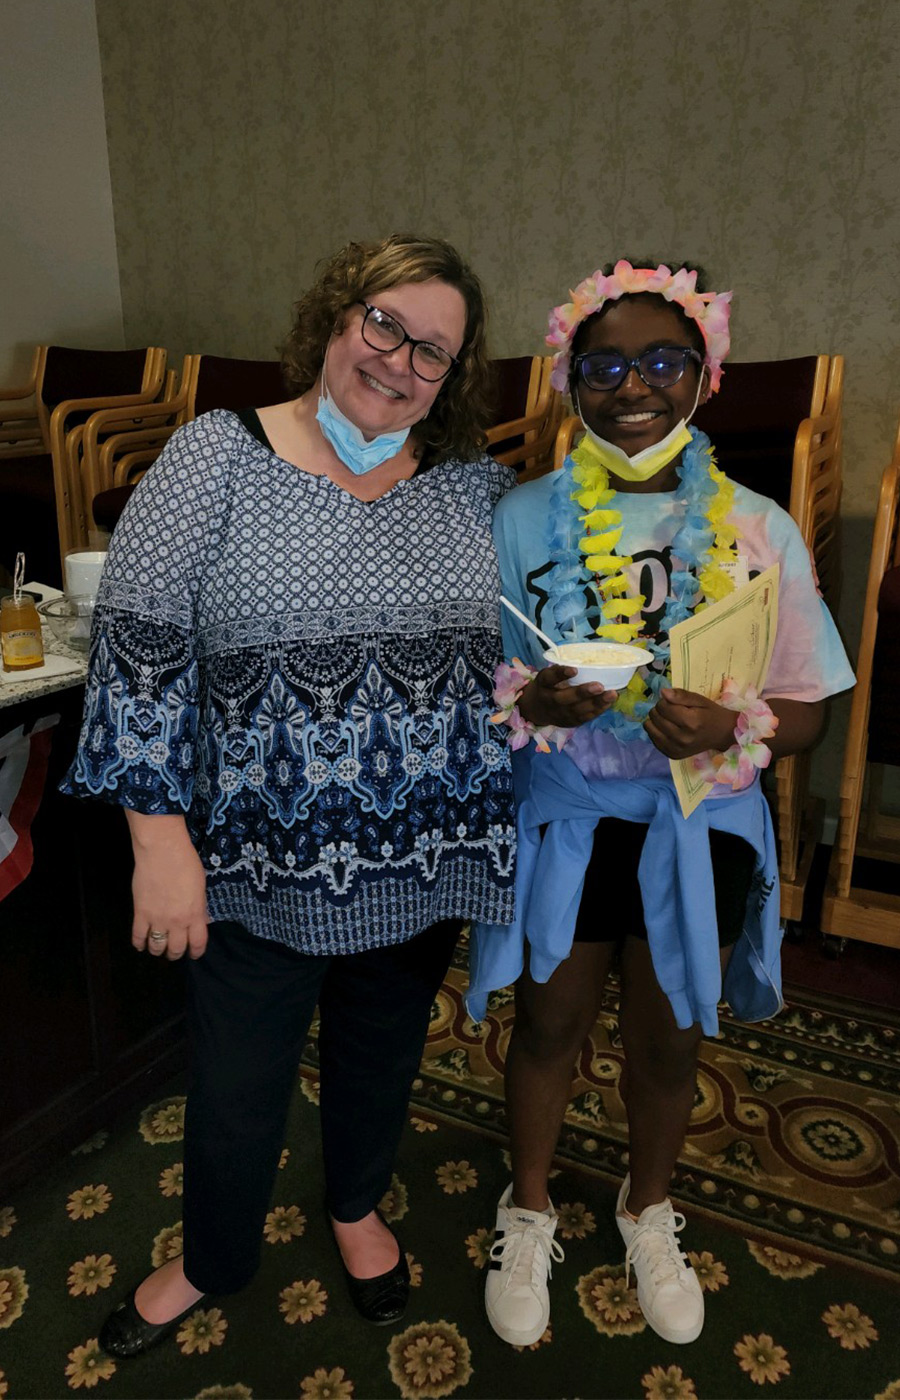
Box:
[546,260,733,394]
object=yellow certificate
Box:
[667,564,780,818]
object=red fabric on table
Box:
[0,715,59,900]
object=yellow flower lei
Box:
[567,432,742,722]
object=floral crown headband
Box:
[546,260,733,394]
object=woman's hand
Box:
[644,688,736,758]
[125,811,209,960]
[518,664,616,730]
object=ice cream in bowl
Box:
[544,640,647,688]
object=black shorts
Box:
[571,818,755,948]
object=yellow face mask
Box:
[576,419,693,482]
[574,374,703,483]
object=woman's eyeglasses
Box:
[573,346,702,392]
[357,302,458,382]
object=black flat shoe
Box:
[99,1284,204,1358]
[327,1206,410,1325]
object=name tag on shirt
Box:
[720,555,751,589]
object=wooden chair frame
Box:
[112,447,170,487]
[0,346,51,456]
[822,444,900,947]
[485,357,566,478]
[64,368,179,548]
[50,347,168,565]
[84,354,562,528]
[81,353,294,532]
[79,355,197,524]
[774,356,843,918]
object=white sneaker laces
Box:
[489,1221,564,1291]
[624,1204,690,1289]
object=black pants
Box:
[182,918,460,1294]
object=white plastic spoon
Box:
[499,595,560,660]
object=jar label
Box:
[2,628,43,663]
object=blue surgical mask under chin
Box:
[315,368,410,476]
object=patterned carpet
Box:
[2,941,899,1400]
[423,954,900,1280]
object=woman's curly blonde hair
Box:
[281,233,492,461]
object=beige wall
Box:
[92,0,900,808]
[0,0,124,385]
[94,0,900,497]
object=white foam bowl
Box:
[544,641,647,688]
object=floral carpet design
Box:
[407,951,900,1280]
[1,951,899,1399]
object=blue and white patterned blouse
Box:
[63,411,517,953]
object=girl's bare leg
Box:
[506,942,617,1210]
[617,937,733,1212]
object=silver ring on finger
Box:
[148,929,169,946]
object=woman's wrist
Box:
[125,809,192,853]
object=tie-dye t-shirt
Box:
[493,469,855,786]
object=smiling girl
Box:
[471,260,854,1347]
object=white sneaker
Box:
[485,1183,564,1346]
[615,1174,704,1344]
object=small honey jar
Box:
[1,553,44,672]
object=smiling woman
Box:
[280,235,492,465]
[61,233,517,1355]
[319,282,465,450]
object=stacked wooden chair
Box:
[695,357,845,921]
[0,345,167,586]
[79,353,288,540]
[550,356,845,923]
[822,434,900,948]
[85,352,566,538]
[485,356,566,478]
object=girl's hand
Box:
[644,687,736,758]
[518,664,616,730]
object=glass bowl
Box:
[545,640,647,688]
[38,596,94,653]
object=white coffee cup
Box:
[64,549,108,600]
